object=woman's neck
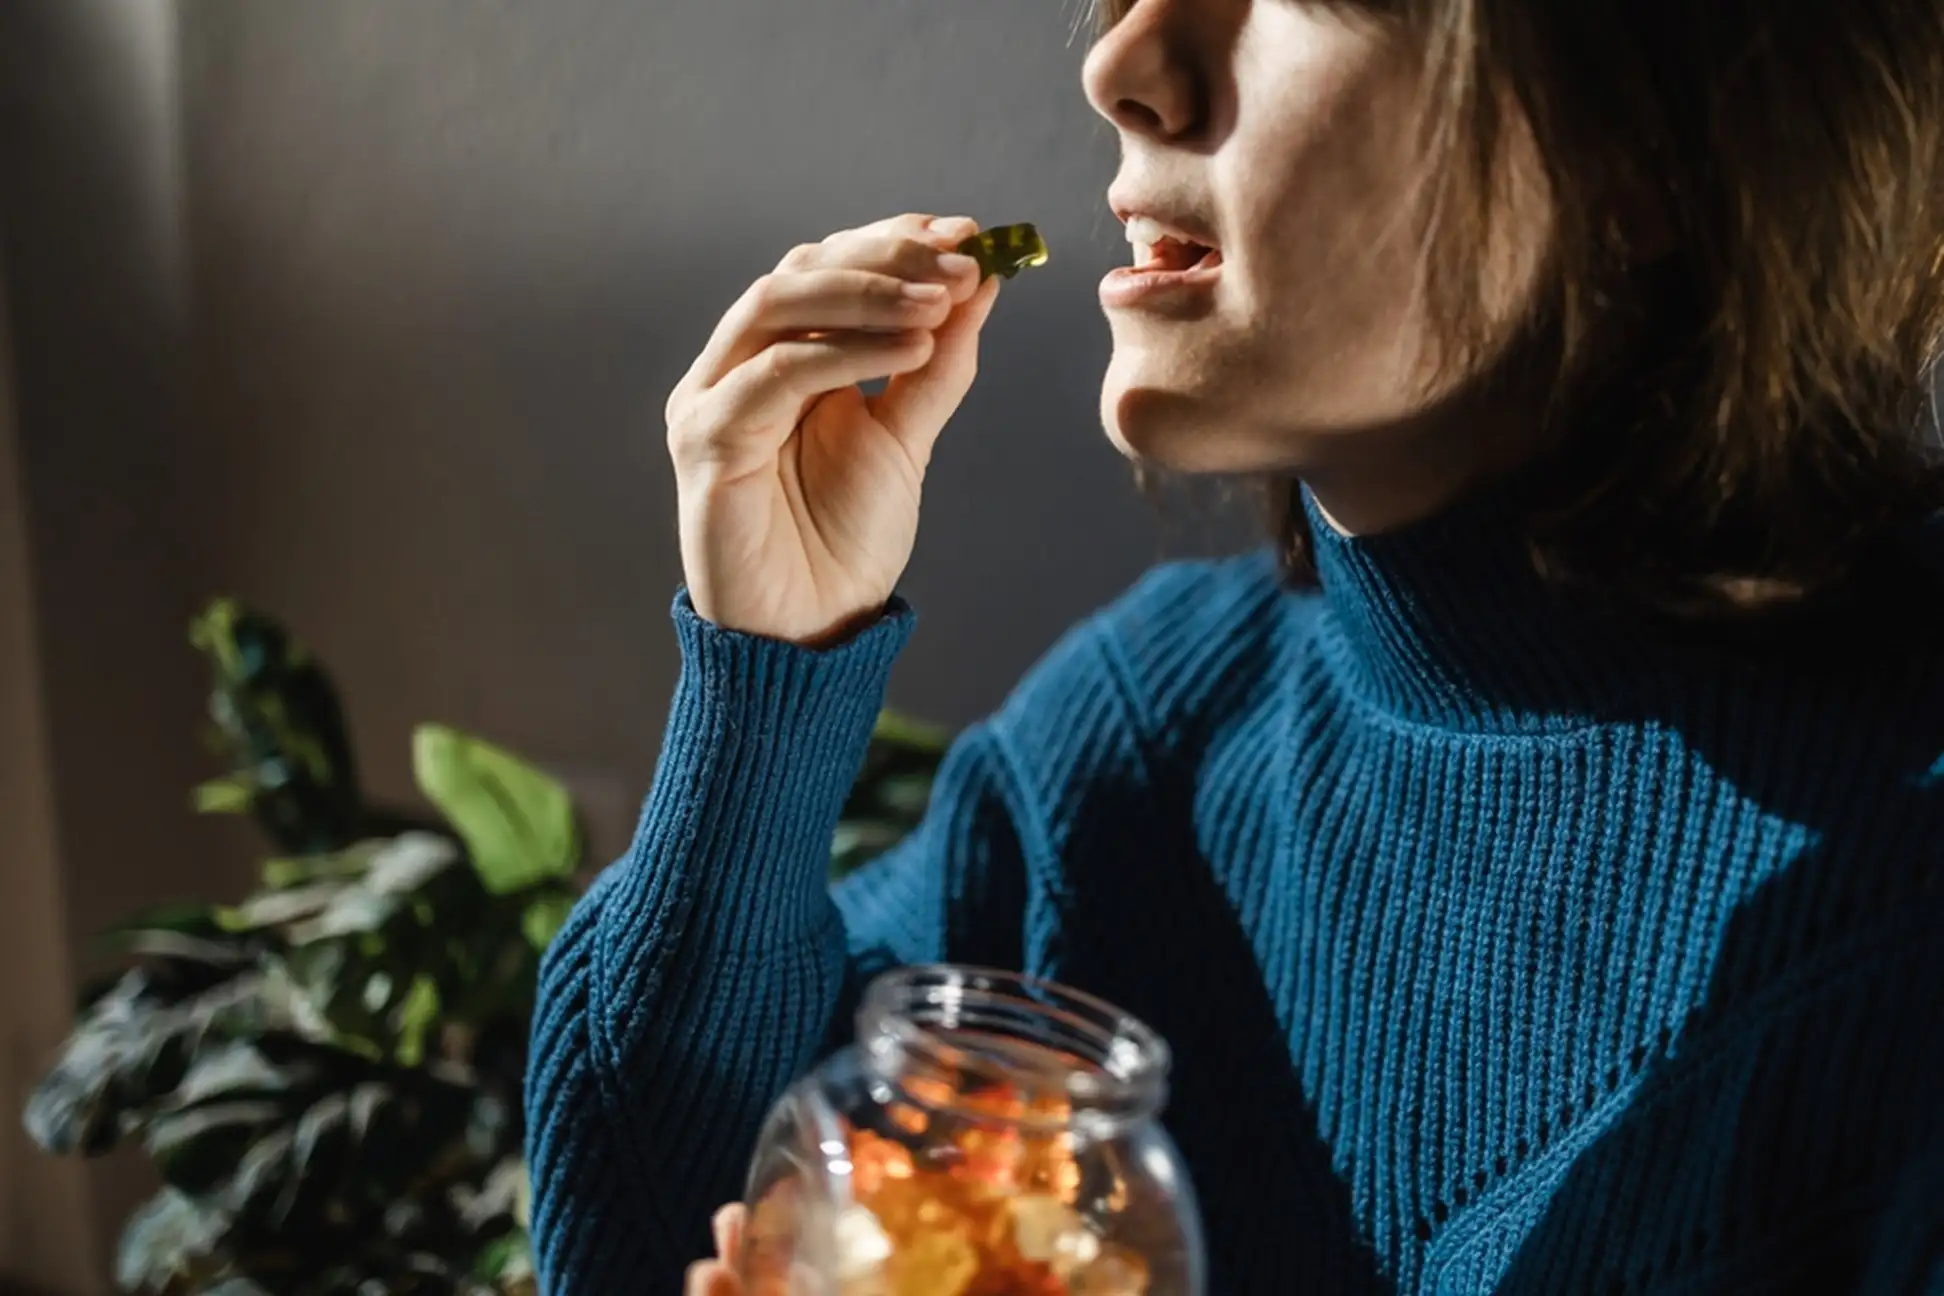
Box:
[1301,388,1558,538]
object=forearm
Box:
[525,592,910,1289]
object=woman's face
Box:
[1083,0,1552,517]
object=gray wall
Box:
[173,0,1174,859]
[0,2,217,1287]
[0,202,103,1296]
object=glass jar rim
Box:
[856,965,1172,1131]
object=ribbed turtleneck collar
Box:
[1304,484,1673,733]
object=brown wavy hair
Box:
[1090,0,1944,620]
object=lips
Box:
[1103,194,1225,312]
[1112,200,1222,283]
[1119,215,1210,273]
[1110,200,1219,251]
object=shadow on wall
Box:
[0,1,233,1290]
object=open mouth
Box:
[1124,214,1223,273]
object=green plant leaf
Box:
[394,976,441,1067]
[519,894,575,953]
[244,853,446,1000]
[115,1188,227,1292]
[74,970,124,1014]
[89,902,251,965]
[364,833,462,896]
[284,888,402,946]
[345,1079,398,1145]
[195,774,257,815]
[192,597,366,856]
[288,1089,356,1191]
[828,711,952,878]
[219,881,345,933]
[873,771,935,818]
[40,599,588,1292]
[170,1043,291,1108]
[23,1007,155,1155]
[96,901,230,938]
[147,1099,286,1195]
[262,840,386,890]
[473,1230,529,1283]
[412,726,579,895]
[830,820,911,879]
[221,1124,298,1228]
[871,709,953,751]
[831,821,909,854]
[24,967,272,1157]
[455,1157,531,1236]
[190,598,249,677]
[204,1279,274,1296]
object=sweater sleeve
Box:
[522,591,1034,1294]
[1858,1130,1944,1295]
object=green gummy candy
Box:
[956,222,1050,281]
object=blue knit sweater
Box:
[526,490,1944,1294]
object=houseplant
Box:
[22,598,950,1294]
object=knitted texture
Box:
[526,491,1944,1294]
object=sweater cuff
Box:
[651,588,916,945]
[670,588,914,685]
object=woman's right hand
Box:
[664,213,1003,647]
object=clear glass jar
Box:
[737,965,1205,1296]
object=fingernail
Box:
[928,216,975,233]
[936,252,980,277]
[903,281,950,301]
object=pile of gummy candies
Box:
[743,1080,1154,1296]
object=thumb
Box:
[713,1204,746,1261]
[868,274,1001,453]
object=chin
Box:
[1100,363,1281,475]
[1098,350,1192,467]
[1100,339,1445,479]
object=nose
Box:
[1082,0,1204,142]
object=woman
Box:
[526,0,1944,1291]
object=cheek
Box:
[1236,127,1431,379]
[1223,36,1444,403]
[1097,255,1443,473]
[1096,29,1479,467]
[1242,230,1432,409]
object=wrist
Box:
[684,591,895,650]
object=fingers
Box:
[686,1260,739,1296]
[780,212,979,286]
[687,1204,747,1296]
[868,272,1003,458]
[713,1204,746,1261]
[751,268,955,340]
[781,217,981,291]
[674,330,937,475]
[679,214,983,396]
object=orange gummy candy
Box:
[851,1130,917,1198]
[826,1098,1143,1296]
[882,1204,980,1296]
